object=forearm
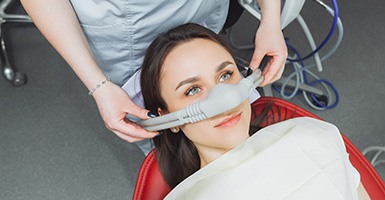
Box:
[257,0,281,27]
[20,0,106,90]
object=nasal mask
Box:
[140,57,269,131]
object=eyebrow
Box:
[174,61,234,91]
[216,61,234,72]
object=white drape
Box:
[165,117,360,200]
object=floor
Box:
[1,0,385,199]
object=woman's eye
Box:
[185,87,201,96]
[219,71,233,82]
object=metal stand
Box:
[1,0,32,86]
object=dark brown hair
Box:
[140,23,268,188]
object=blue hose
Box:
[287,0,339,62]
[282,42,339,109]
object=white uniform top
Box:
[165,117,360,200]
[70,0,229,86]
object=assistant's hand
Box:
[249,21,288,86]
[92,82,158,143]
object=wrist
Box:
[83,73,109,90]
[258,0,281,26]
[88,77,112,96]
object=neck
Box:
[198,147,230,168]
[194,130,251,168]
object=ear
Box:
[157,107,169,116]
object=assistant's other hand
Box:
[250,21,287,86]
[92,82,158,143]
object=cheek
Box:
[231,71,243,83]
[244,102,251,122]
[159,82,183,112]
[180,120,211,139]
[180,120,219,148]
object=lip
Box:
[214,112,242,128]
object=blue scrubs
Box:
[70,0,229,86]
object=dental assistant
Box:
[20,0,287,151]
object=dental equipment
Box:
[238,0,306,30]
[140,64,265,131]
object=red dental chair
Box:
[133,97,385,200]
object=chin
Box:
[220,127,250,149]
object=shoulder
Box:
[269,117,341,140]
[263,117,341,141]
[286,117,343,146]
[286,117,348,164]
[262,117,347,161]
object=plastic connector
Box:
[238,0,305,29]
[312,95,329,107]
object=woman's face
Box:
[159,38,251,165]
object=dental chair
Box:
[1,0,32,86]
[133,97,385,200]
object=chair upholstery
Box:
[133,150,171,200]
[133,97,385,200]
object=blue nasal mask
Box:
[140,57,269,131]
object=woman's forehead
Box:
[161,39,234,78]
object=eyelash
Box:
[219,70,234,82]
[184,70,234,96]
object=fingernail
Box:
[156,132,163,137]
[247,67,253,76]
[147,111,158,118]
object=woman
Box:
[140,23,369,199]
